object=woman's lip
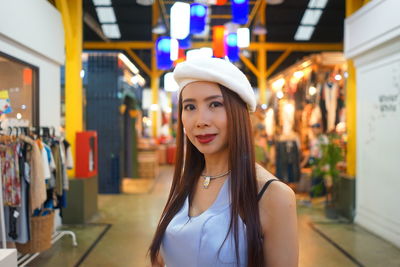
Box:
[195,134,217,144]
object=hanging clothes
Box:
[19,135,46,211]
[275,132,301,183]
[324,82,339,132]
[0,143,21,207]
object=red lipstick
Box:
[196,134,217,144]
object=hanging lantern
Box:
[156,37,173,70]
[231,0,249,24]
[178,34,192,49]
[170,38,179,61]
[170,2,191,40]
[207,0,227,5]
[212,25,226,58]
[237,28,250,48]
[226,33,239,62]
[190,3,207,34]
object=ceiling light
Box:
[92,0,112,6]
[293,71,304,79]
[237,28,250,48]
[101,24,121,39]
[267,0,284,4]
[253,22,267,35]
[170,2,191,40]
[118,53,139,74]
[96,7,116,23]
[309,86,317,95]
[335,74,342,81]
[301,9,323,25]
[308,0,328,9]
[276,91,284,99]
[294,25,315,41]
[272,78,285,90]
[152,18,167,35]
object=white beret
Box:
[173,57,256,112]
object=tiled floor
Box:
[29,165,400,267]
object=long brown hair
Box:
[149,85,264,266]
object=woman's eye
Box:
[210,101,223,108]
[184,104,195,111]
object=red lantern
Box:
[212,26,226,58]
[216,0,227,5]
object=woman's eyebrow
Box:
[182,95,223,104]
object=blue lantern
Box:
[156,37,173,70]
[179,34,192,49]
[226,33,239,62]
[190,3,207,34]
[232,0,249,24]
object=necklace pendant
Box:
[203,176,211,189]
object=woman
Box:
[149,57,298,267]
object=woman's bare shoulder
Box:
[255,163,296,215]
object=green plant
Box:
[311,133,344,198]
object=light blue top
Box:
[161,177,247,267]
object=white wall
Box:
[0,0,64,129]
[345,0,400,248]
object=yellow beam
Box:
[248,42,343,51]
[257,0,267,105]
[84,41,343,52]
[84,41,153,50]
[124,49,152,77]
[240,54,260,77]
[266,49,292,78]
[245,0,262,28]
[56,0,83,177]
[151,3,159,137]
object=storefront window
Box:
[0,52,38,128]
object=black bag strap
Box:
[257,179,280,201]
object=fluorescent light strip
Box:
[301,9,323,25]
[308,0,328,9]
[96,7,116,23]
[118,53,139,74]
[294,25,315,41]
[101,24,121,39]
[93,0,112,6]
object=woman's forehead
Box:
[181,81,222,99]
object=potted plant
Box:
[311,133,344,219]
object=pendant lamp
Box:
[190,3,207,34]
[231,0,249,24]
[156,37,173,70]
[212,25,226,58]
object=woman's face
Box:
[181,81,228,157]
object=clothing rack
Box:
[0,127,78,266]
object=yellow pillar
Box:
[151,1,160,138]
[257,0,267,105]
[56,0,83,177]
[345,0,366,177]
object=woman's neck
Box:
[203,152,229,175]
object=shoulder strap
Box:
[257,179,279,201]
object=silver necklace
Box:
[200,170,231,189]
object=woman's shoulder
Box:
[255,163,296,210]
